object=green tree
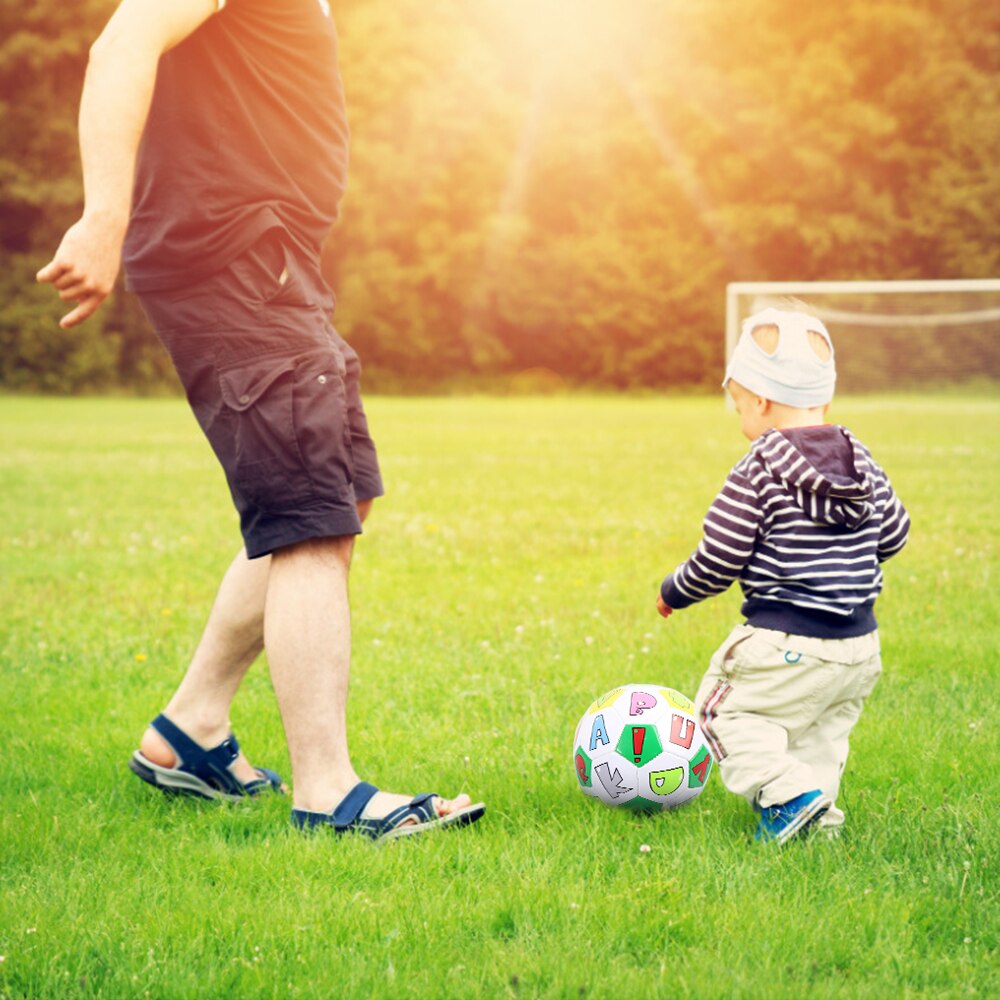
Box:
[1,0,997,391]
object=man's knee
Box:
[272,534,356,569]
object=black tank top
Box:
[124,0,349,292]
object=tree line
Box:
[1,0,997,393]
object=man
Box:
[38,0,483,840]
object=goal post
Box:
[725,279,1000,394]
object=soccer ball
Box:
[573,683,713,811]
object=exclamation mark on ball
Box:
[632,727,645,763]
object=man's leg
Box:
[264,535,353,807]
[139,547,271,784]
[137,500,376,784]
[264,525,472,821]
[140,500,470,819]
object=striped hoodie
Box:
[660,425,910,639]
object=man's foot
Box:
[755,789,832,845]
[140,723,261,786]
[292,782,485,840]
[363,788,475,824]
[129,713,286,800]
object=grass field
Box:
[1,393,997,999]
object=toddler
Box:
[657,307,909,844]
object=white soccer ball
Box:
[572,683,713,811]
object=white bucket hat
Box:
[723,307,836,407]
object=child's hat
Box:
[723,307,836,407]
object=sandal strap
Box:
[291,785,442,838]
[376,794,436,832]
[329,781,380,829]
[150,713,244,795]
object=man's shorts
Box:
[137,229,384,558]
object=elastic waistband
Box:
[744,600,877,639]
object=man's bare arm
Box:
[37,0,220,328]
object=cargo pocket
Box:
[218,357,313,511]
[290,347,354,499]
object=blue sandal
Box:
[128,714,285,801]
[291,781,485,841]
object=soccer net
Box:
[725,280,1000,393]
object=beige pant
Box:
[695,624,882,827]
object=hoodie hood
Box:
[751,426,876,529]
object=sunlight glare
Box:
[490,0,640,75]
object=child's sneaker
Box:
[755,789,832,845]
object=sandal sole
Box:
[379,801,486,841]
[129,751,246,802]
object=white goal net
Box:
[725,280,1000,393]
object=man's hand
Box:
[656,594,673,619]
[36,213,125,328]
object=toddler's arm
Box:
[658,469,762,614]
[876,473,910,562]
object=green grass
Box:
[1,393,997,999]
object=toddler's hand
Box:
[656,594,673,618]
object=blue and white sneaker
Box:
[755,789,833,845]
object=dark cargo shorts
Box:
[137,229,384,558]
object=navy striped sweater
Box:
[660,425,910,638]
